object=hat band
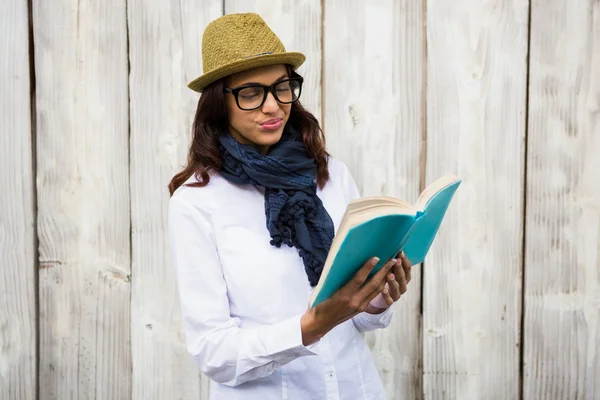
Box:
[243,51,274,59]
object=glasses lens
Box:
[237,86,264,110]
[274,79,301,103]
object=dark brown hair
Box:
[168,68,330,196]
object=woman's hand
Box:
[300,257,396,345]
[365,251,412,314]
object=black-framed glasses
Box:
[223,74,303,111]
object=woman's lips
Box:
[259,118,283,131]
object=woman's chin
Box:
[255,129,284,146]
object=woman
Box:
[168,13,412,400]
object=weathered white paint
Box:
[4,1,600,399]
[225,0,322,121]
[0,1,36,399]
[324,1,425,398]
[524,1,600,398]
[33,0,131,398]
[424,0,529,398]
[127,1,221,399]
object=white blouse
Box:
[168,157,395,400]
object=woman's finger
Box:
[358,258,396,300]
[360,269,392,311]
[369,283,390,309]
[383,289,394,306]
[380,279,395,306]
[395,262,408,294]
[387,277,402,302]
[399,251,412,283]
[392,258,403,287]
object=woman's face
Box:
[224,64,292,154]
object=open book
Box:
[309,174,461,308]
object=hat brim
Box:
[187,52,306,93]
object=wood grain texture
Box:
[424,0,529,398]
[524,1,600,398]
[224,0,322,121]
[324,1,425,398]
[32,0,131,398]
[5,1,598,398]
[127,1,221,399]
[0,0,36,399]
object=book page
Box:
[415,174,460,210]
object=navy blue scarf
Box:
[218,127,334,287]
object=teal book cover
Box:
[309,175,461,308]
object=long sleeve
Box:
[168,195,317,387]
[336,159,396,333]
[351,305,395,333]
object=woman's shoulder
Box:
[327,156,352,178]
[326,156,356,186]
[169,171,232,217]
[325,156,360,202]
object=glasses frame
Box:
[223,73,304,111]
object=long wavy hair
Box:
[168,67,330,196]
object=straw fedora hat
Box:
[188,13,306,92]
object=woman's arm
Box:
[169,196,317,387]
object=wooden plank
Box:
[224,0,322,121]
[127,1,221,399]
[424,0,529,398]
[524,1,600,398]
[32,0,131,398]
[0,0,36,399]
[324,1,425,398]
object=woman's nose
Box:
[261,92,280,113]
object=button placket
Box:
[319,337,340,400]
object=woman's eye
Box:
[239,88,262,99]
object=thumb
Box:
[369,282,389,309]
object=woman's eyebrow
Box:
[238,74,289,86]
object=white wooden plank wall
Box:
[424,0,529,398]
[0,0,36,399]
[32,0,131,399]
[127,1,221,399]
[3,1,600,399]
[324,1,424,399]
[524,1,600,398]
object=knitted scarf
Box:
[218,127,334,287]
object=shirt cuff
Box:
[351,304,395,333]
[262,314,319,363]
